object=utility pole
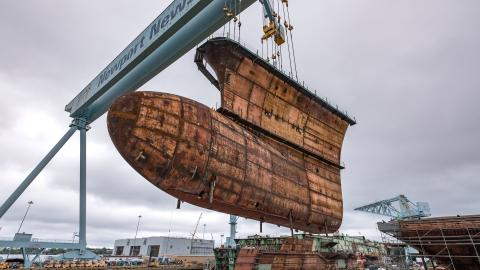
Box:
[202,224,206,240]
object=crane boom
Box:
[355,195,431,220]
[191,213,202,240]
[0,0,289,230]
[65,0,275,123]
[259,0,285,45]
[0,0,294,258]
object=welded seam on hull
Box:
[234,64,256,206]
[202,44,350,139]
[235,122,250,206]
[219,108,344,170]
[235,67,345,150]
[210,117,247,203]
[303,151,315,227]
[264,137,275,219]
[160,96,185,184]
[303,95,324,227]
[198,38,356,125]
[109,93,342,233]
[242,126,343,189]
[201,104,215,196]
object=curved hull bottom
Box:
[107,91,343,234]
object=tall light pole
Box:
[17,201,33,233]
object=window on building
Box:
[129,246,141,256]
[148,245,160,257]
[115,246,124,256]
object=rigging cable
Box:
[276,0,283,70]
[223,1,227,37]
[261,4,265,58]
[285,2,298,80]
[233,0,237,41]
[266,37,270,62]
[281,1,294,78]
[262,39,264,58]
[238,0,242,43]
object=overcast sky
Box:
[0,0,479,248]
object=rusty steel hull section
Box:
[235,238,335,270]
[379,215,480,269]
[108,38,354,234]
[108,92,343,233]
[196,38,355,168]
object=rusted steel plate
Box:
[196,38,355,168]
[234,238,335,270]
[108,91,343,233]
[379,215,480,270]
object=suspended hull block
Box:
[195,37,356,167]
[378,215,480,270]
[108,92,344,233]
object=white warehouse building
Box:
[113,236,214,257]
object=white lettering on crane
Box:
[65,0,200,116]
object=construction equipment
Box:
[355,194,431,220]
[378,215,480,269]
[0,0,298,261]
[191,213,203,241]
[0,0,356,262]
[108,38,354,234]
[227,215,239,247]
[259,0,286,45]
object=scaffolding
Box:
[378,224,417,270]
[378,216,480,270]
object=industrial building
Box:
[113,236,214,257]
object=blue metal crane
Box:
[0,0,287,263]
[354,195,431,220]
[226,215,239,247]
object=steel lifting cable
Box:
[223,1,227,37]
[266,37,270,62]
[276,0,283,70]
[272,0,278,68]
[261,4,265,59]
[261,39,264,58]
[272,0,276,66]
[233,0,237,41]
[281,1,294,78]
[238,0,242,42]
[285,2,299,80]
[227,0,232,38]
[273,39,277,67]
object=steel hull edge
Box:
[378,215,480,270]
[108,92,343,233]
[107,39,355,233]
